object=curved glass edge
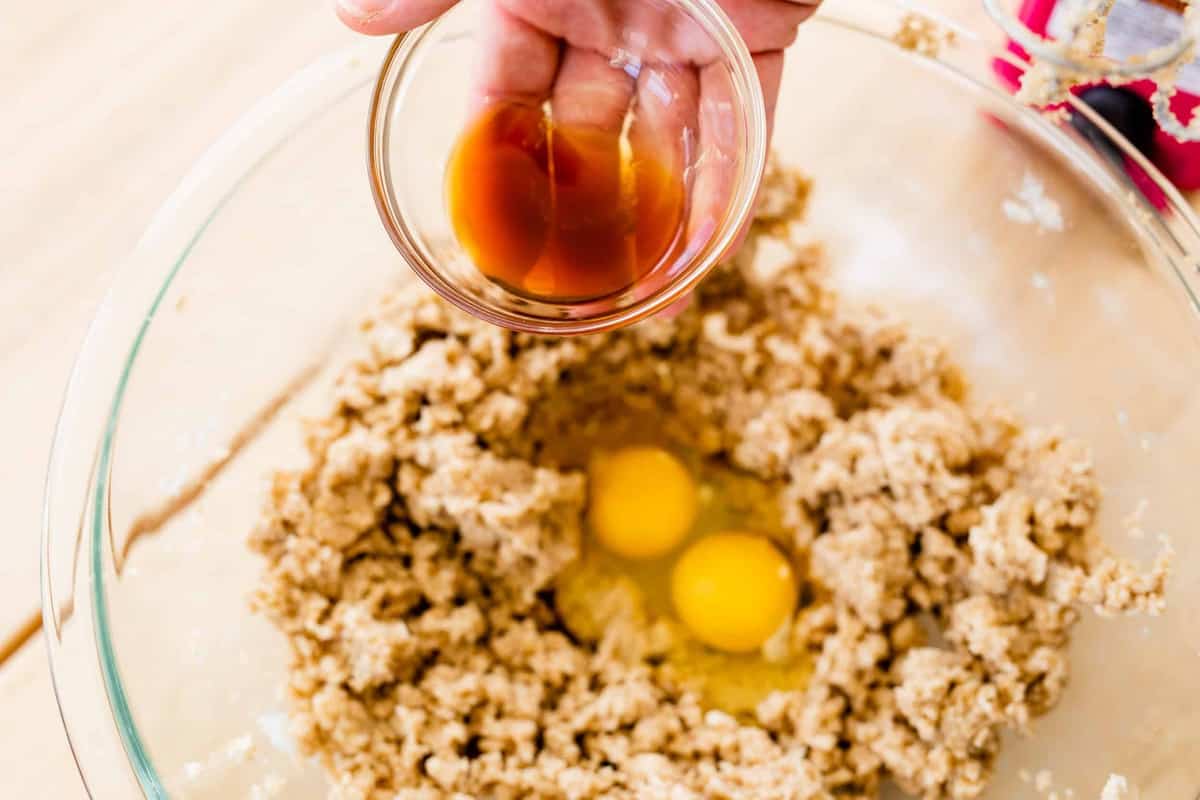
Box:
[41,41,386,799]
[41,1,1200,798]
[843,0,1200,314]
[982,0,1196,78]
[367,0,769,335]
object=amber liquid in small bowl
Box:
[446,100,687,302]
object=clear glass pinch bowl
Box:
[367,0,768,333]
[42,0,1200,797]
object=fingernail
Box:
[335,0,394,22]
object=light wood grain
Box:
[4,0,1197,797]
[1,1,352,795]
[0,641,80,797]
[0,0,355,638]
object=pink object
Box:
[994,0,1200,191]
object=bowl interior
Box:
[49,4,1200,798]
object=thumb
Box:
[335,0,460,34]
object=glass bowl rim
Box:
[365,0,770,335]
[41,1,1200,797]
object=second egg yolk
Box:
[588,446,697,560]
[671,532,798,654]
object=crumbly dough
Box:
[892,12,956,59]
[250,166,1169,800]
[1100,773,1134,800]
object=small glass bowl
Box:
[366,0,767,334]
[42,2,1200,797]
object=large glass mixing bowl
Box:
[42,0,1200,797]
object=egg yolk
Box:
[588,446,697,560]
[671,532,797,654]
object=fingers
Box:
[685,49,783,271]
[447,5,562,290]
[551,47,636,131]
[629,64,698,274]
[537,48,639,297]
[495,0,617,53]
[645,49,785,320]
[724,50,783,255]
[632,0,815,65]
[402,0,807,309]
[473,3,562,113]
[754,49,785,146]
[686,61,740,259]
[334,0,459,34]
[445,103,554,287]
[718,0,819,53]
[547,48,635,223]
[630,64,700,169]
[335,0,816,71]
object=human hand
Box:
[337,0,816,128]
[339,0,818,303]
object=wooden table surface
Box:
[1,2,353,794]
[4,0,1195,797]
